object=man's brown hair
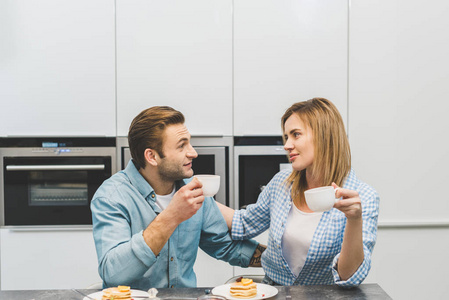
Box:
[128,106,185,169]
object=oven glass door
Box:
[3,156,111,226]
[238,155,289,209]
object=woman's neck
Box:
[293,169,323,212]
[305,169,322,190]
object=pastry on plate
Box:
[229,278,257,299]
[102,285,132,300]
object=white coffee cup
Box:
[195,175,220,197]
[304,186,340,212]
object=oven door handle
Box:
[5,164,105,171]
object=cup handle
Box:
[334,187,340,203]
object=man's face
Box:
[157,123,198,182]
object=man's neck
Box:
[139,167,175,195]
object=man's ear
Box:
[144,148,159,167]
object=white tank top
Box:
[281,204,323,276]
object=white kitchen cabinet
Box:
[364,227,449,300]
[348,0,449,223]
[233,0,348,136]
[0,228,101,290]
[116,0,233,136]
[0,0,115,137]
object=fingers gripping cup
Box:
[304,186,340,212]
[195,175,220,197]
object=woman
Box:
[219,98,379,287]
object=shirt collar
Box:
[125,159,153,199]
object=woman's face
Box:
[283,114,315,172]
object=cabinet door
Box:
[233,0,348,136]
[0,0,115,136]
[0,229,100,290]
[348,0,449,222]
[116,0,233,136]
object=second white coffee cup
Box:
[304,186,339,212]
[195,175,220,197]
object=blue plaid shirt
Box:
[232,169,379,287]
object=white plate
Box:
[84,289,149,300]
[212,283,278,300]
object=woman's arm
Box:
[332,183,364,281]
[220,170,286,240]
[216,201,235,230]
[214,201,267,267]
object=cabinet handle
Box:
[6,164,105,171]
[5,225,93,232]
[378,220,449,228]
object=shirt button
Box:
[151,194,155,198]
[170,257,174,261]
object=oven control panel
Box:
[32,148,85,154]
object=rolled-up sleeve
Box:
[332,185,380,287]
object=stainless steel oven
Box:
[117,136,231,206]
[0,137,116,226]
[234,137,292,209]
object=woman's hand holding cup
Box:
[331,183,362,220]
[304,186,339,212]
[304,183,362,220]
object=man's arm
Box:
[248,244,266,267]
[143,178,204,255]
[216,201,234,230]
[92,178,206,287]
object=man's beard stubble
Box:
[158,157,192,182]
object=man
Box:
[91,106,264,290]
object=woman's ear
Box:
[144,148,159,167]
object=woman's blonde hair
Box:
[281,98,351,206]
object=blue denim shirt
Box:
[91,160,258,290]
